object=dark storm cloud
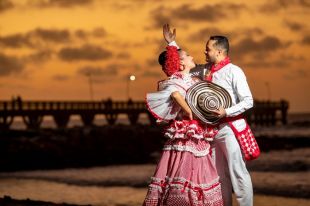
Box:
[149,6,171,29]
[72,27,107,40]
[75,30,88,39]
[117,52,131,59]
[173,3,246,21]
[75,27,106,40]
[92,28,107,38]
[232,36,287,55]
[172,4,221,21]
[0,27,107,49]
[259,0,310,13]
[0,33,33,48]
[188,27,225,42]
[36,0,93,8]
[30,28,71,43]
[283,20,303,31]
[283,69,309,80]
[58,44,112,61]
[104,64,123,73]
[301,35,310,45]
[189,27,264,43]
[149,3,246,29]
[229,28,264,39]
[52,74,70,81]
[24,50,53,63]
[300,0,310,7]
[0,53,24,76]
[77,65,118,76]
[0,28,71,48]
[110,2,137,10]
[0,0,14,13]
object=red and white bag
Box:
[228,120,260,161]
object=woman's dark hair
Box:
[158,50,167,66]
[210,36,229,54]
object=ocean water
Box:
[288,113,310,124]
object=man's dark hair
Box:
[210,36,229,54]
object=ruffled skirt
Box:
[143,121,223,206]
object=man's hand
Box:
[213,106,227,118]
[163,24,176,44]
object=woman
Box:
[143,46,223,206]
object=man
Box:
[163,24,254,206]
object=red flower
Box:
[164,46,180,76]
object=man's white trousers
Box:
[211,124,253,206]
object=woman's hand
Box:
[163,24,176,44]
[186,110,193,120]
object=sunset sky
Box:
[0,0,309,113]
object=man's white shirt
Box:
[212,63,253,118]
[168,41,254,131]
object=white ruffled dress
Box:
[143,72,223,206]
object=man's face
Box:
[205,40,218,63]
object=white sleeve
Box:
[225,67,254,117]
[146,85,183,120]
[168,41,180,49]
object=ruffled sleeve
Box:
[146,79,187,121]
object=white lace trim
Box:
[170,72,195,88]
[148,176,222,201]
[164,121,204,140]
[164,120,217,142]
[163,145,210,157]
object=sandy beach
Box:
[0,164,309,206]
[0,179,309,206]
[1,147,309,206]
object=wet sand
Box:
[0,162,309,206]
[1,177,309,206]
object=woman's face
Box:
[179,50,195,70]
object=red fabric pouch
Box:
[228,120,260,161]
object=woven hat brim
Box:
[186,81,232,125]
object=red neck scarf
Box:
[205,57,231,81]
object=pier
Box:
[0,99,289,129]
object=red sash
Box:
[205,57,231,81]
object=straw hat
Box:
[186,81,232,125]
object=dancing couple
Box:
[143,24,257,206]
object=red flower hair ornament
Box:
[163,46,180,76]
